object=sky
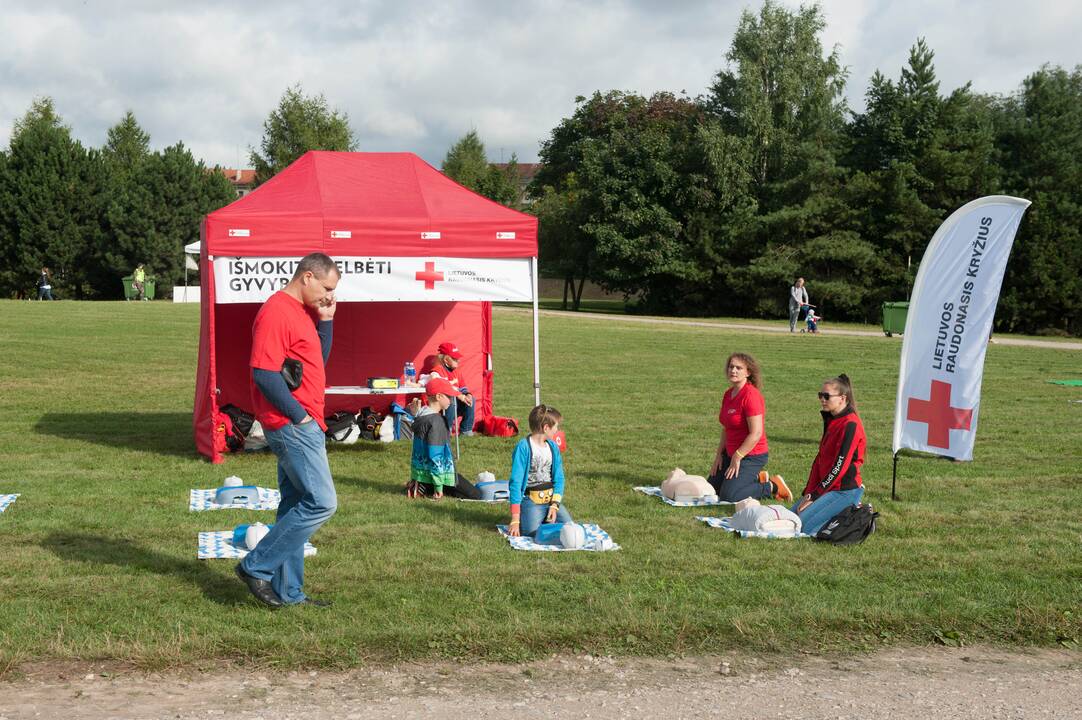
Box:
[0,1,1078,170]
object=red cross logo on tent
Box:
[906,379,973,449]
[415,261,444,290]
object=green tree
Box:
[250,85,357,185]
[706,0,847,202]
[87,114,233,298]
[843,39,999,317]
[703,0,853,318]
[103,110,151,176]
[532,91,754,311]
[137,143,235,293]
[441,130,519,207]
[991,65,1082,335]
[93,111,156,297]
[0,97,103,298]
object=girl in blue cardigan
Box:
[507,404,573,537]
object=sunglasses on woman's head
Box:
[817,392,841,400]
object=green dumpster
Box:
[122,276,156,301]
[882,301,909,337]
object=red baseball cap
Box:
[425,377,461,398]
[437,342,463,359]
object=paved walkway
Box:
[498,307,1082,351]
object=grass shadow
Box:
[412,496,505,529]
[335,474,405,496]
[41,532,245,606]
[326,441,394,455]
[34,412,196,459]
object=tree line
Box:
[524,3,1082,336]
[0,100,236,299]
[2,1,1078,335]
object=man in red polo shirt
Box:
[235,253,340,609]
[421,341,475,436]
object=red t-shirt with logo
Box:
[421,355,464,391]
[718,383,768,456]
[249,291,327,431]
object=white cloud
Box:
[0,0,1078,167]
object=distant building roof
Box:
[218,168,256,186]
[492,163,541,182]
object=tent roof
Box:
[204,151,537,258]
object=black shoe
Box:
[234,563,283,608]
[296,597,332,608]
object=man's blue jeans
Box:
[792,487,863,536]
[241,420,337,604]
[520,497,573,537]
[444,396,475,434]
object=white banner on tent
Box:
[212,256,535,304]
[892,195,1030,461]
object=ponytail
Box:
[829,373,857,411]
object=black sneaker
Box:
[234,563,284,608]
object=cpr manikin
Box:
[661,468,718,503]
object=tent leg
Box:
[531,257,541,406]
[891,452,899,501]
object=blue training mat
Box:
[197,531,316,559]
[496,524,620,552]
[0,494,19,513]
[189,487,280,511]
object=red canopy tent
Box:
[193,151,540,462]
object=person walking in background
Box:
[36,267,54,300]
[132,264,147,301]
[235,253,340,608]
[789,277,809,332]
[792,373,866,535]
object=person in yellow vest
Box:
[133,264,147,301]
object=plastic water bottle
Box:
[404,361,416,386]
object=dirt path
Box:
[497,306,1082,351]
[3,647,1079,719]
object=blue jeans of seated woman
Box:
[241,420,337,604]
[792,487,863,536]
[520,497,573,537]
[708,452,770,502]
[444,396,475,434]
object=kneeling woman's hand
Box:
[724,452,742,479]
[508,520,520,537]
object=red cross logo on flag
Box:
[415,261,444,290]
[906,380,973,449]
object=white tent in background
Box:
[176,241,203,302]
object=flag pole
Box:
[891,452,899,501]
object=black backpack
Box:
[814,504,878,545]
[219,404,255,452]
[324,411,358,441]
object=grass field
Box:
[0,299,1079,673]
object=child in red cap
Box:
[406,378,481,500]
[421,341,475,436]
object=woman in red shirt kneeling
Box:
[708,352,792,503]
[793,373,866,534]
